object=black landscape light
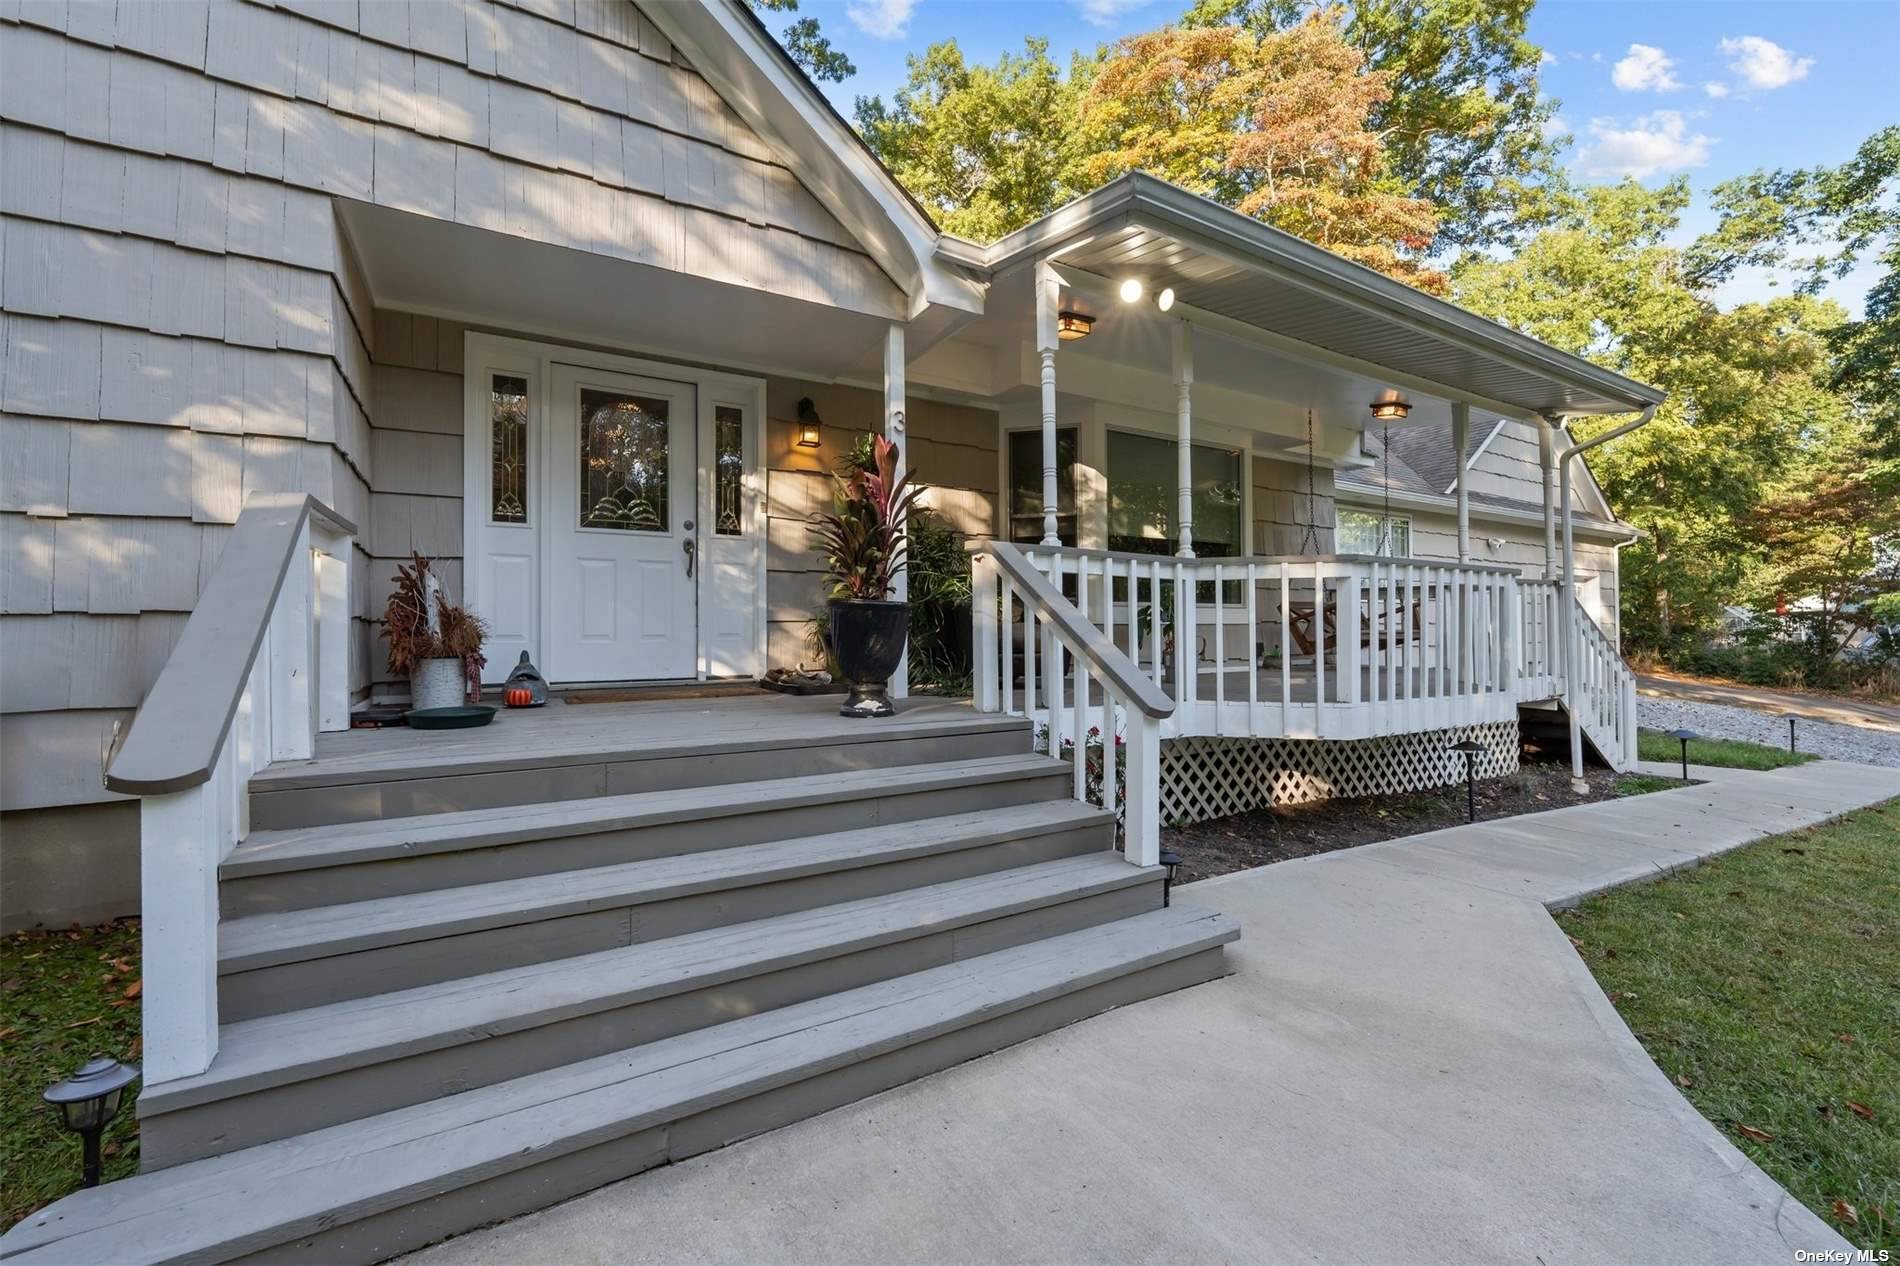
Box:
[1158,848,1183,907]
[1449,738,1487,822]
[1784,713,1798,754]
[43,1056,140,1188]
[1665,728,1698,781]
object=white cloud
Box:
[1719,36,1814,89]
[1074,0,1151,25]
[1538,50,1557,68]
[845,0,914,38]
[1576,111,1713,180]
[1612,44,1682,92]
[1703,81,1730,98]
[1542,114,1571,140]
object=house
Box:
[0,1,1660,1260]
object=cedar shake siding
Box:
[0,0,904,927]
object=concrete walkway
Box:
[405,762,1900,1266]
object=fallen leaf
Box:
[1838,1033,1856,1045]
[1846,1101,1874,1121]
[0,1026,15,1041]
[1734,1123,1775,1143]
[1604,947,1618,959]
[1674,1074,1693,1088]
[1833,1200,1859,1227]
[122,979,141,1000]
[62,1015,102,1029]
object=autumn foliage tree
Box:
[1080,18,1444,289]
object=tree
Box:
[747,0,855,83]
[1183,0,1564,252]
[853,39,1092,241]
[1453,182,1852,649]
[1081,17,1444,289]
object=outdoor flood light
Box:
[1665,727,1698,781]
[1449,738,1487,822]
[1056,310,1095,341]
[43,1056,140,1188]
[1118,277,1145,303]
[1155,287,1176,313]
[795,397,822,448]
[1158,848,1183,906]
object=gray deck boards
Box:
[226,754,1067,877]
[251,694,1020,788]
[5,908,1238,1265]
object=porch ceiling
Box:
[339,203,896,383]
[957,174,1665,420]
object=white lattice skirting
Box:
[1160,721,1521,825]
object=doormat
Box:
[561,682,764,704]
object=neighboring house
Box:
[0,3,1663,1260]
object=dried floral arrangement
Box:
[379,553,488,677]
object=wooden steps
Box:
[4,910,1236,1266]
[3,700,1237,1265]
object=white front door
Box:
[546,364,698,682]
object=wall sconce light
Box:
[1118,277,1145,303]
[43,1056,140,1187]
[795,397,822,448]
[1369,398,1412,422]
[1156,287,1176,313]
[1057,311,1095,341]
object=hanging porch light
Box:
[1056,311,1095,341]
[1369,398,1412,422]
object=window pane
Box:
[1339,509,1407,556]
[490,374,528,524]
[714,405,743,536]
[1106,432,1242,558]
[1007,428,1077,545]
[579,389,669,531]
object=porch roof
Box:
[943,173,1665,421]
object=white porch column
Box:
[1035,260,1061,546]
[1538,414,1558,579]
[1172,321,1195,558]
[884,322,909,700]
[1452,401,1471,564]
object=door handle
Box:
[681,537,696,578]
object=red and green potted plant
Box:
[810,436,924,718]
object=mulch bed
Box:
[1165,762,1657,884]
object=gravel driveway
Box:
[1638,695,1900,767]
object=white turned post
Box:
[1122,717,1161,867]
[1452,402,1471,564]
[1035,261,1062,546]
[884,322,909,700]
[1172,321,1195,558]
[972,550,999,712]
[268,519,313,761]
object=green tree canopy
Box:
[747,0,855,83]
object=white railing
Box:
[1568,595,1639,769]
[1519,578,1562,701]
[971,541,1174,867]
[105,494,355,1082]
[1002,546,1522,743]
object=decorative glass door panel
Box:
[547,366,697,682]
[579,390,671,531]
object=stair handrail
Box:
[112,492,355,1086]
[970,540,1173,867]
[1567,592,1638,770]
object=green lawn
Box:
[1,920,142,1230]
[1637,727,1819,771]
[1561,800,1900,1252]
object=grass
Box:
[1612,773,1687,796]
[1,919,143,1230]
[1561,800,1900,1252]
[1637,727,1819,771]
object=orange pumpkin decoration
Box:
[504,686,534,708]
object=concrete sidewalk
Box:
[405,761,1900,1266]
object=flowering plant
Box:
[810,435,925,601]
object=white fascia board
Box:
[1337,485,1639,541]
[654,0,983,320]
[974,173,1667,415]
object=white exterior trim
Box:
[462,332,767,685]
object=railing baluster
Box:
[1213,563,1225,734]
[1000,576,1015,716]
[1073,658,1090,802]
[1245,561,1259,718]
[1278,563,1291,717]
[1149,560,1164,688]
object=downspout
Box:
[1559,405,1656,790]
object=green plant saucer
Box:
[405,705,498,730]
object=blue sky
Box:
[762,0,1898,313]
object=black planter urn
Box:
[827,598,909,718]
